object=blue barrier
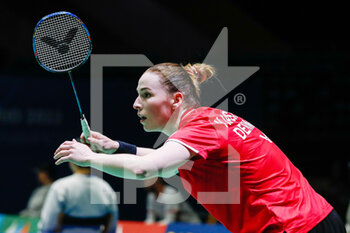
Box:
[167,222,231,233]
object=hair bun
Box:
[184,63,215,84]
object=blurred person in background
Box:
[144,177,201,225]
[346,201,350,233]
[19,163,55,218]
[38,162,118,233]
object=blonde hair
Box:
[146,62,215,108]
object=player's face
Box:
[133,72,174,132]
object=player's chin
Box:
[142,123,151,132]
[143,124,159,133]
[143,126,154,132]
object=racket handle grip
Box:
[80,115,98,152]
[80,114,91,140]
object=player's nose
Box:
[133,96,142,110]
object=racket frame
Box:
[32,11,92,73]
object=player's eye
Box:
[142,92,152,98]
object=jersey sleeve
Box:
[167,120,220,160]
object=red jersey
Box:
[167,107,332,233]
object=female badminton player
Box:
[54,63,346,233]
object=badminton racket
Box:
[33,11,93,143]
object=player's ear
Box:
[171,92,183,109]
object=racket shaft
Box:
[69,71,83,118]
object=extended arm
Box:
[54,140,191,180]
[136,147,156,156]
[80,131,156,156]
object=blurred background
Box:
[0,0,349,224]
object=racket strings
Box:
[34,14,91,72]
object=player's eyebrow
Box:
[136,87,151,92]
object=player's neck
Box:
[162,107,187,136]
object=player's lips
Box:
[138,114,147,123]
[140,117,147,122]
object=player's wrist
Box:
[114,140,137,154]
[109,140,119,154]
[84,152,97,166]
[87,152,105,169]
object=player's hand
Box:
[80,131,119,154]
[54,139,94,166]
